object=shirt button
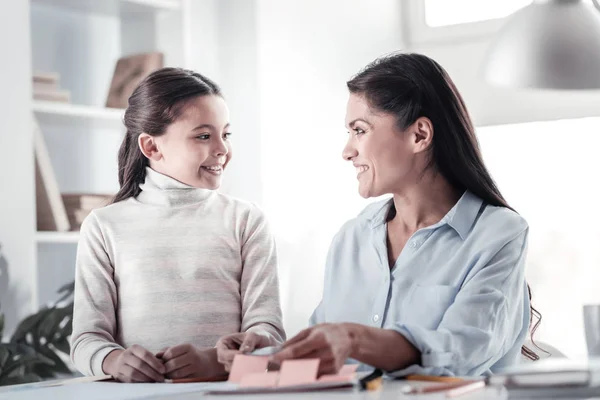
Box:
[373,314,380,322]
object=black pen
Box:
[359,368,384,391]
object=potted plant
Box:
[0,282,74,386]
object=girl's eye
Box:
[223,132,233,139]
[196,134,210,140]
[354,128,365,135]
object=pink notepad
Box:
[228,355,269,383]
[278,359,320,387]
[239,371,279,388]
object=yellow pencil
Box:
[405,374,466,384]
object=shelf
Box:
[31,0,181,15]
[33,101,125,121]
[36,231,80,244]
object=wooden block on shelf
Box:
[106,52,164,109]
[33,71,60,84]
[33,89,71,103]
[33,81,59,92]
[34,120,71,232]
[62,193,113,210]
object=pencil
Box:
[165,375,229,383]
[405,374,466,384]
[403,380,486,396]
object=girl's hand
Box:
[215,331,272,371]
[159,344,218,379]
[271,323,353,375]
[102,345,165,383]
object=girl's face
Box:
[143,95,232,189]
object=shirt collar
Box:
[136,167,214,207]
[367,191,484,240]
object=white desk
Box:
[0,379,506,400]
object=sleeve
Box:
[70,213,123,376]
[239,206,286,345]
[391,228,530,377]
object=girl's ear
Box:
[138,133,161,161]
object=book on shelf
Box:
[33,89,71,103]
[31,71,71,103]
[62,193,114,231]
[34,120,71,232]
[33,71,59,84]
[33,81,58,92]
[106,52,164,108]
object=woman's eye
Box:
[196,134,210,140]
[354,128,365,135]
[223,132,233,139]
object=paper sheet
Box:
[0,381,234,400]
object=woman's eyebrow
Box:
[348,118,372,128]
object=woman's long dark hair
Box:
[112,67,222,204]
[347,52,542,360]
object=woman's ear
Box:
[411,117,434,154]
[138,133,161,161]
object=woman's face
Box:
[343,93,428,198]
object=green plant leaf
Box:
[56,283,75,304]
[0,345,10,370]
[11,309,54,344]
[57,281,75,296]
[53,337,70,355]
[1,353,52,379]
[0,373,41,386]
[36,346,71,375]
[38,308,65,341]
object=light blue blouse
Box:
[310,191,530,376]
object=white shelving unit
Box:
[29,0,192,308]
[33,101,125,121]
[36,231,80,244]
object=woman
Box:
[218,52,538,377]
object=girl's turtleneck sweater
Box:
[71,167,285,376]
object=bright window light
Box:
[424,0,532,27]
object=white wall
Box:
[256,0,406,336]
[188,0,263,205]
[0,0,36,336]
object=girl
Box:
[70,68,285,383]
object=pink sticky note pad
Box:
[228,355,269,383]
[317,374,355,383]
[338,364,359,376]
[239,371,279,388]
[277,359,320,387]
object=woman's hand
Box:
[271,323,354,375]
[158,344,220,380]
[215,331,273,371]
[102,345,165,383]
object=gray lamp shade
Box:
[482,0,600,89]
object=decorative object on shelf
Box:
[34,119,71,232]
[32,71,71,103]
[0,282,75,386]
[482,0,600,89]
[105,52,164,108]
[62,193,114,231]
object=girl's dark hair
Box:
[347,52,542,360]
[112,67,222,204]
